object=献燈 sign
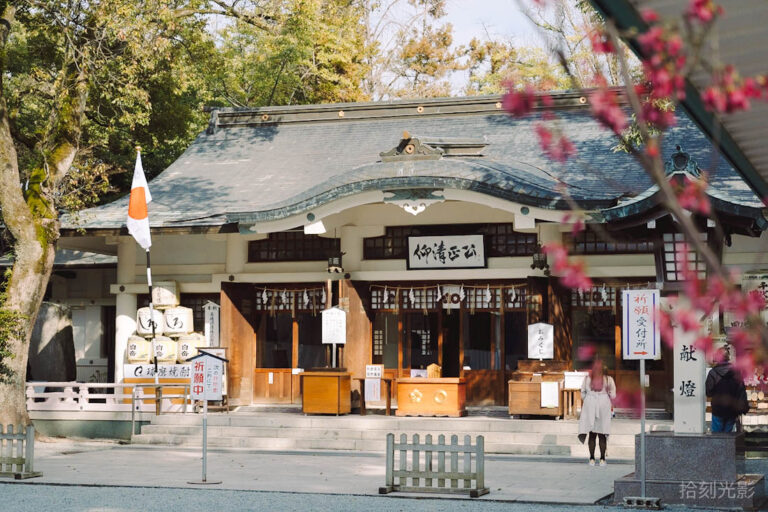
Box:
[408,235,485,269]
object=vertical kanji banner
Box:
[622,289,661,360]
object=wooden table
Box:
[301,371,351,415]
[353,377,393,416]
[396,378,466,417]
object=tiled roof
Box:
[62,93,762,232]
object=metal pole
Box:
[332,343,336,368]
[640,358,646,498]
[202,357,208,483]
[146,250,159,387]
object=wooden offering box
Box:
[508,372,564,418]
[396,378,466,417]
[301,371,351,415]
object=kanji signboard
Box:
[189,352,225,401]
[622,289,661,360]
[407,235,485,269]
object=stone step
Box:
[130,432,636,457]
[148,413,664,435]
[138,424,639,446]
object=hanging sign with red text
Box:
[622,289,661,360]
[189,351,225,401]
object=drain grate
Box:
[623,496,662,509]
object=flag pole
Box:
[146,248,158,385]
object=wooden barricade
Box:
[0,424,42,480]
[379,433,489,497]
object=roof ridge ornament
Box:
[665,144,701,178]
[380,133,444,162]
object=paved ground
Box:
[1,438,765,511]
[17,438,629,503]
[0,484,744,512]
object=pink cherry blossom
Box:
[675,176,711,215]
[589,29,615,54]
[590,86,628,133]
[503,84,538,117]
[686,0,724,24]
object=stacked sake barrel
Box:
[126,281,206,364]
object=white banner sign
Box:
[622,289,661,360]
[203,301,220,347]
[364,379,381,401]
[124,364,190,379]
[527,322,554,360]
[190,355,224,401]
[322,307,347,345]
[408,235,485,269]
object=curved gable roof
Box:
[63,93,761,233]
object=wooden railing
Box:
[0,424,41,480]
[379,433,489,497]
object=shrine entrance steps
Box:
[132,409,672,459]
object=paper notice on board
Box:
[540,381,559,408]
[365,378,381,401]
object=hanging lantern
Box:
[530,243,551,276]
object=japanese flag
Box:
[127,150,152,250]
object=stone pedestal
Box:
[613,431,765,509]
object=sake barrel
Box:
[152,281,180,309]
[153,336,177,363]
[164,306,194,335]
[177,332,206,362]
[126,335,151,363]
[136,307,164,337]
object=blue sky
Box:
[444,0,541,46]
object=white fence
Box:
[26,382,191,414]
[0,424,41,479]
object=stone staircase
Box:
[132,411,671,459]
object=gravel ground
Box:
[0,483,748,512]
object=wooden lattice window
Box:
[484,224,537,257]
[373,329,384,357]
[248,232,340,262]
[565,229,655,255]
[660,232,708,282]
[571,286,616,308]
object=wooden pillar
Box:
[548,278,572,364]
[220,283,254,405]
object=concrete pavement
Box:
[14,437,630,504]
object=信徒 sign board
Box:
[622,289,661,360]
[407,235,485,269]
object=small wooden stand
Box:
[301,371,351,415]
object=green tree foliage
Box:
[464,38,571,95]
[210,0,371,107]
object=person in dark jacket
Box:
[706,351,749,433]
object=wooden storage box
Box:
[396,378,466,417]
[301,371,351,415]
